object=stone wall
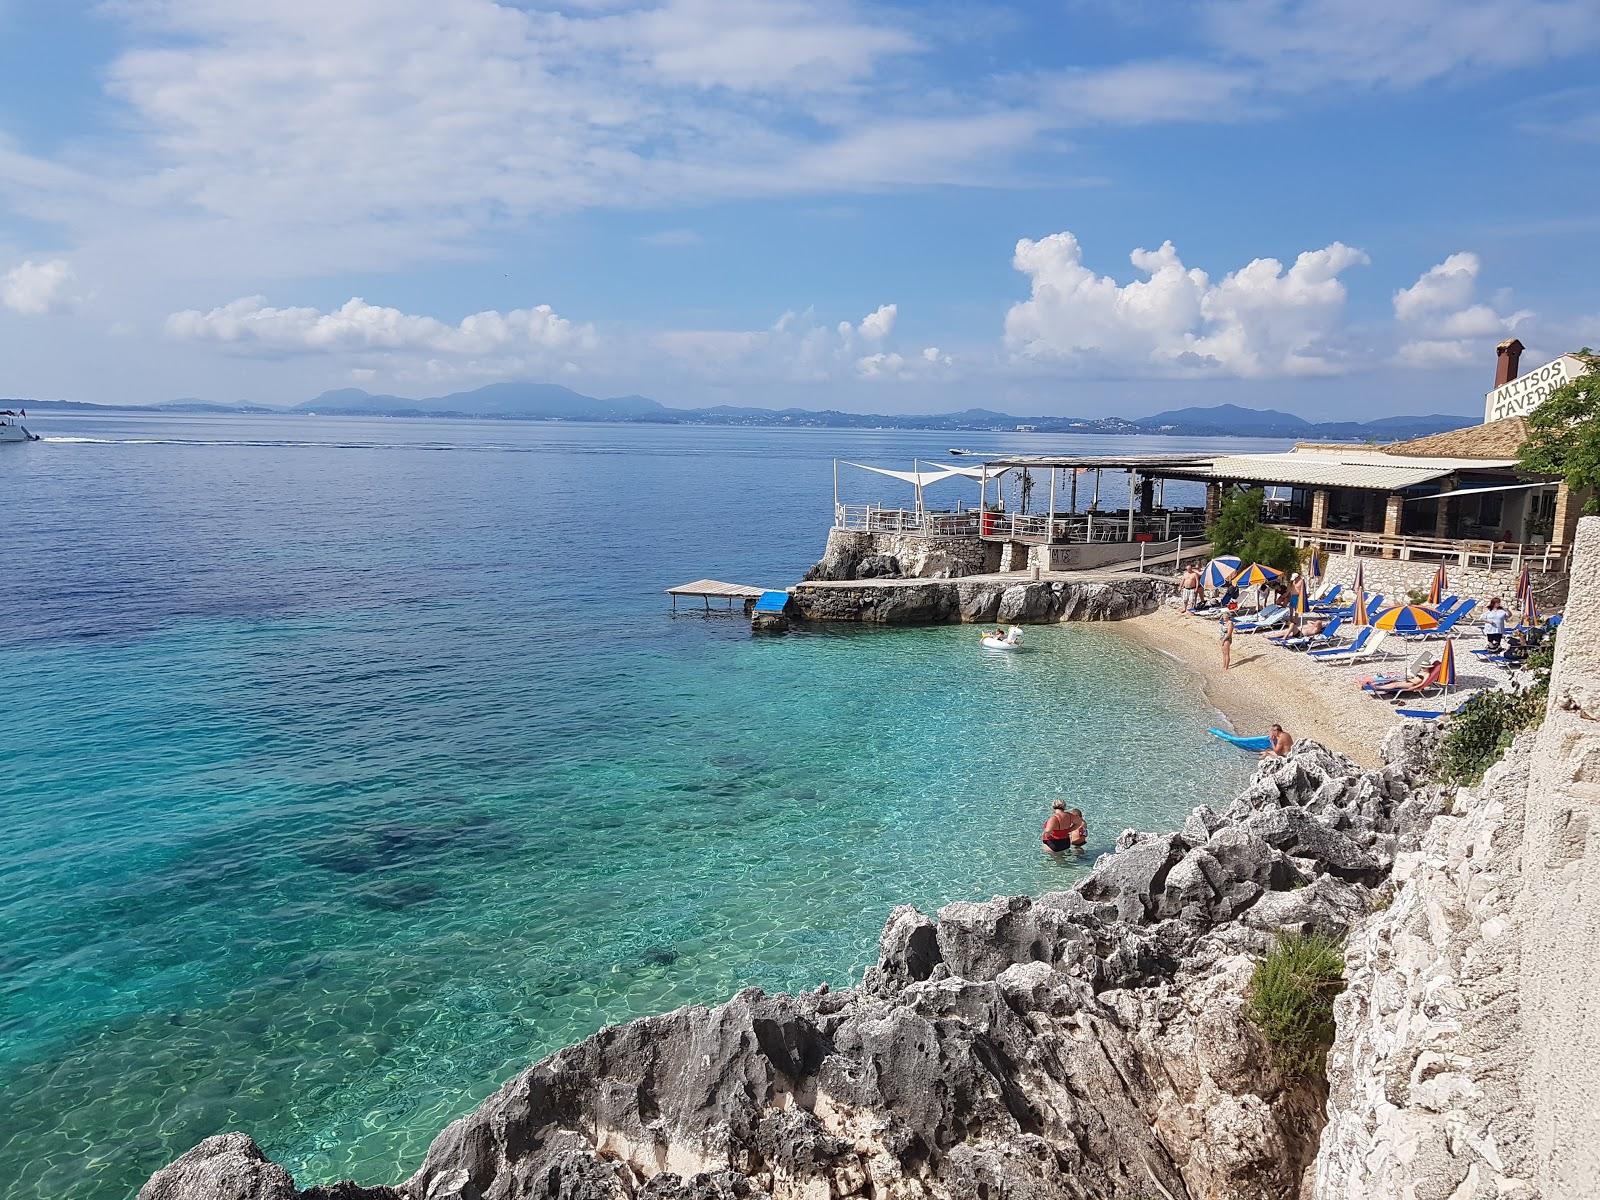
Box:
[1515,517,1600,1194]
[1313,515,1600,1199]
[1315,553,1568,610]
[803,529,997,581]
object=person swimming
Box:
[1042,800,1087,852]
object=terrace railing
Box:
[832,505,1209,545]
[1279,525,1571,573]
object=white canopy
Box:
[843,460,967,487]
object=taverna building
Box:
[823,339,1590,599]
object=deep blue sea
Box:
[1,413,1284,1198]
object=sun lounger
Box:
[1396,701,1470,720]
[1365,660,1444,699]
[1310,585,1344,611]
[1236,605,1290,633]
[1312,628,1390,664]
[1307,626,1372,658]
[1273,614,1344,649]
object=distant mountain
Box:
[19,384,1478,442]
[1135,402,1472,442]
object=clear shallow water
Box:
[0,414,1276,1197]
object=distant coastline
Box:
[6,383,1476,442]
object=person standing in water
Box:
[1042,800,1087,852]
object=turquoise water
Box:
[0,415,1265,1197]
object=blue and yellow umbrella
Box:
[1232,562,1283,589]
[1373,604,1440,633]
[1306,546,1323,581]
[1202,555,1243,588]
[1438,638,1457,690]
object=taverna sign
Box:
[1484,354,1587,422]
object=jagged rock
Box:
[137,1136,297,1200]
[1243,809,1379,879]
[853,553,902,579]
[789,577,1171,625]
[862,905,941,996]
[1076,832,1188,923]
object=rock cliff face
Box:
[790,576,1169,625]
[803,530,996,582]
[142,732,1449,1200]
[1314,515,1600,1199]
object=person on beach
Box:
[1366,661,1440,698]
[1218,609,1234,671]
[1181,565,1201,612]
[1483,597,1509,650]
[1042,800,1087,852]
[1259,724,1293,758]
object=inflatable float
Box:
[981,626,1022,651]
[1208,727,1272,752]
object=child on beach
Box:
[1218,609,1234,671]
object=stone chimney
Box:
[1494,338,1525,389]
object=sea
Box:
[0,412,1289,1198]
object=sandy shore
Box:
[1108,605,1505,768]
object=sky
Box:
[0,0,1597,418]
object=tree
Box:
[1519,357,1600,514]
[1206,486,1301,575]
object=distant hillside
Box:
[18,383,1478,442]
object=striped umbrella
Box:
[1232,562,1284,589]
[1373,604,1440,633]
[1426,562,1447,606]
[1306,546,1323,581]
[1289,575,1310,615]
[1524,589,1540,629]
[1202,555,1243,588]
[1515,563,1532,612]
[1438,638,1457,690]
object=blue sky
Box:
[0,0,1596,417]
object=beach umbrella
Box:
[1373,604,1440,633]
[1514,563,1532,611]
[1351,573,1370,628]
[1438,638,1457,691]
[1351,559,1366,596]
[1426,562,1447,606]
[1231,562,1283,589]
[1524,590,1540,629]
[1202,555,1242,588]
[1306,546,1323,581]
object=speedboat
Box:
[949,448,971,456]
[981,625,1022,650]
[0,410,38,442]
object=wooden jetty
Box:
[666,579,768,614]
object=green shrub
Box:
[1438,630,1557,784]
[1246,931,1345,1080]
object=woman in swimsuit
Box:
[1042,801,1087,853]
[1219,609,1234,671]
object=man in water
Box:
[1259,724,1293,758]
[1042,801,1087,852]
[1180,564,1201,612]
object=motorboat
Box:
[948,448,971,455]
[981,625,1022,650]
[0,410,38,442]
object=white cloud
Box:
[856,345,952,379]
[165,296,596,358]
[1,258,77,315]
[857,303,897,341]
[1004,231,1367,378]
[1392,252,1531,366]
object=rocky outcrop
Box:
[791,576,1171,625]
[803,530,995,582]
[143,737,1446,1200]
